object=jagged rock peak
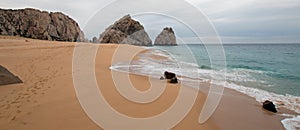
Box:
[154,27,177,46]
[0,8,84,42]
[98,14,152,46]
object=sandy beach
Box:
[0,36,295,129]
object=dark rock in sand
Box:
[0,65,22,86]
[263,100,277,113]
[154,27,177,46]
[98,15,152,46]
[164,71,176,79]
[170,77,178,84]
[0,8,84,42]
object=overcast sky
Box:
[1,0,300,43]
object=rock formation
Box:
[92,37,98,43]
[0,8,84,42]
[164,71,176,79]
[0,65,22,86]
[154,27,177,46]
[98,15,152,46]
[262,100,277,113]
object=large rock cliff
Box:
[154,27,177,46]
[0,8,84,42]
[98,15,152,46]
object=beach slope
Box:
[0,36,289,129]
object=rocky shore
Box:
[0,8,84,42]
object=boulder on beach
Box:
[262,100,277,113]
[154,27,177,46]
[98,15,152,46]
[0,65,22,86]
[0,8,84,42]
[164,71,176,79]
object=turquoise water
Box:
[156,44,300,97]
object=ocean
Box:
[110,44,300,129]
[156,44,300,96]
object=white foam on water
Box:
[212,81,300,114]
[281,116,300,130]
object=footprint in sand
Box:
[16,110,21,113]
[31,89,36,93]
[11,116,16,121]
[23,92,30,96]
[5,104,10,109]
[11,100,20,104]
[0,104,5,108]
[22,121,27,125]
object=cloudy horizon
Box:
[1,0,300,43]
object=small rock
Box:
[164,71,176,79]
[263,100,277,113]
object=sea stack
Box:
[154,27,177,46]
[0,8,84,42]
[98,15,152,46]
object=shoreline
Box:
[0,36,296,129]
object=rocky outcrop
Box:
[0,65,22,86]
[92,37,98,43]
[0,8,84,42]
[154,27,177,46]
[98,15,152,46]
[263,100,277,113]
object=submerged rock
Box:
[0,8,84,42]
[263,100,277,113]
[154,27,177,46]
[98,15,152,46]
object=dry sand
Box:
[0,36,292,129]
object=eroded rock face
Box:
[98,15,152,46]
[0,8,84,42]
[154,27,177,46]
